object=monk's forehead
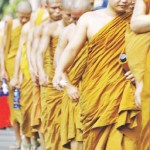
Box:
[48,0,62,4]
[71,0,91,9]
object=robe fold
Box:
[30,8,47,132]
[20,43,33,137]
[5,24,22,124]
[61,44,89,149]
[139,1,150,149]
[79,13,140,149]
[42,37,64,150]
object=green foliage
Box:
[0,0,22,19]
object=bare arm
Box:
[54,30,68,68]
[37,25,51,86]
[13,30,24,78]
[26,13,37,71]
[10,29,24,88]
[131,0,150,33]
[56,16,87,74]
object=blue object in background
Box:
[13,88,21,110]
[94,0,108,10]
[0,87,3,96]
[1,79,9,96]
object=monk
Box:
[36,0,73,149]
[128,0,150,149]
[10,1,49,150]
[0,1,32,149]
[29,1,62,149]
[53,0,141,149]
[53,1,91,149]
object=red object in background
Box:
[0,96,11,128]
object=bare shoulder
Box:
[43,20,60,34]
[62,23,75,35]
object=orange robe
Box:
[139,1,150,149]
[30,8,46,132]
[5,23,22,124]
[80,13,140,149]
[61,44,88,148]
[41,37,63,150]
[20,43,34,137]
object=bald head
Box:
[72,0,91,11]
[17,1,32,14]
[62,0,72,10]
[71,0,91,24]
[47,0,62,4]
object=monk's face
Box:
[47,2,62,21]
[41,2,48,8]
[62,8,73,26]
[109,0,132,13]
[71,9,84,24]
[17,11,31,25]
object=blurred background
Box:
[0,0,107,19]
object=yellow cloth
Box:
[5,24,22,124]
[4,20,12,60]
[6,25,22,79]
[139,1,150,149]
[61,44,89,148]
[20,77,34,137]
[35,9,44,26]
[42,37,64,150]
[31,9,48,132]
[125,26,150,82]
[20,43,34,137]
[80,14,140,149]
[140,51,150,150]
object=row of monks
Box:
[0,0,149,150]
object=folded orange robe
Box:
[20,43,33,137]
[80,13,140,150]
[31,8,46,132]
[5,23,22,124]
[61,44,88,149]
[41,37,64,150]
[139,1,150,149]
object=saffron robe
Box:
[80,13,140,150]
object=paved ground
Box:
[0,128,16,150]
[0,128,41,150]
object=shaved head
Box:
[47,0,62,4]
[71,0,91,24]
[62,0,72,10]
[17,1,32,13]
[72,0,91,11]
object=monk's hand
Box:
[0,69,8,81]
[30,68,39,86]
[66,84,80,102]
[10,77,20,90]
[125,71,135,83]
[39,71,49,86]
[134,87,142,108]
[52,71,64,91]
[134,81,143,108]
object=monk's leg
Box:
[39,132,45,150]
[12,121,21,146]
[71,140,83,150]
[24,136,31,150]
